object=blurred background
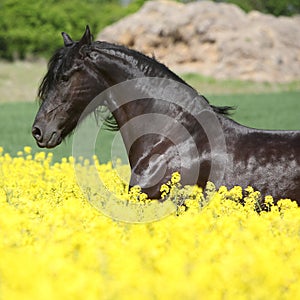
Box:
[0,0,299,162]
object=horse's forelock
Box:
[38,45,79,102]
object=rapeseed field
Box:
[0,147,299,300]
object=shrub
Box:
[180,0,300,16]
[221,0,300,16]
[0,0,144,60]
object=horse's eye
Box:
[61,75,69,82]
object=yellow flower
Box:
[170,172,181,185]
[264,195,274,207]
[24,146,32,154]
[218,186,228,194]
[0,147,299,300]
[160,184,170,194]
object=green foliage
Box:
[0,0,145,60]
[0,0,298,60]
[0,91,299,161]
[179,0,300,16]
[220,0,300,16]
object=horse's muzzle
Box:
[32,125,62,148]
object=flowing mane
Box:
[38,40,234,117]
[38,44,79,103]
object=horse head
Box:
[32,26,106,148]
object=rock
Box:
[97,0,300,82]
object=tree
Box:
[178,0,300,16]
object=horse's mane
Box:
[92,41,234,117]
[38,44,77,103]
[38,41,234,130]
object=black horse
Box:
[32,26,300,204]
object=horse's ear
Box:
[61,32,73,47]
[78,25,93,46]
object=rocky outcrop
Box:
[97,0,300,82]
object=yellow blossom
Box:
[0,147,299,300]
[170,171,181,185]
[24,146,32,154]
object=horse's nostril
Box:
[32,126,43,141]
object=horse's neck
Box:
[93,45,219,155]
[93,44,187,87]
[93,47,195,118]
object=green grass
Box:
[0,60,46,103]
[0,62,299,162]
[182,73,300,95]
[210,91,300,130]
[0,102,120,163]
[0,91,299,162]
[1,61,300,103]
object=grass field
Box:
[0,61,299,162]
[0,91,299,162]
[1,60,300,102]
[0,60,46,103]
